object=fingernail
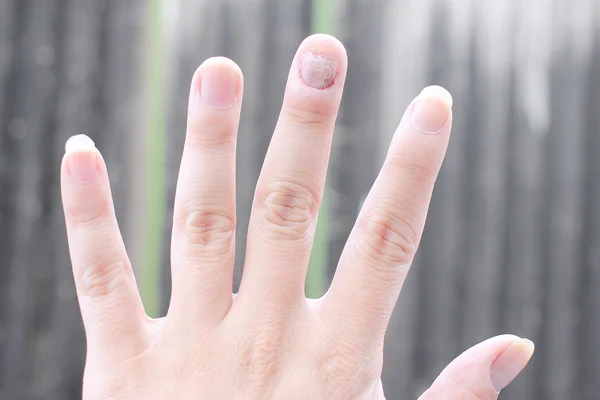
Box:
[65,134,98,184]
[300,52,338,89]
[490,338,535,392]
[199,59,240,109]
[410,85,453,134]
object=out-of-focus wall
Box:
[1,0,599,399]
[0,0,144,399]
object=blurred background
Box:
[1,0,599,398]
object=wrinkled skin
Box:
[61,34,534,400]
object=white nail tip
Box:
[65,134,96,153]
[420,85,454,108]
[521,338,536,355]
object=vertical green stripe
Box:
[306,0,336,298]
[140,0,166,318]
[311,0,336,34]
[139,1,335,305]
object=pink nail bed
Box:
[199,64,239,109]
[410,86,453,134]
[67,151,98,184]
[65,135,98,184]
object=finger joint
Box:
[355,208,419,272]
[257,180,318,242]
[180,205,236,252]
[79,258,129,298]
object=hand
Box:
[61,34,534,399]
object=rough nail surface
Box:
[490,338,535,392]
[65,134,98,184]
[300,52,338,89]
[410,85,453,134]
[199,59,239,108]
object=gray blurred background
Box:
[1,0,600,398]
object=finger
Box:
[419,335,535,399]
[169,57,243,326]
[322,86,453,344]
[61,135,147,360]
[236,34,347,310]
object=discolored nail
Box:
[490,338,535,392]
[410,85,453,134]
[65,134,98,184]
[299,52,338,89]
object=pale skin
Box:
[60,34,534,399]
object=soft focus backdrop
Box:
[1,0,600,399]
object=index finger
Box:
[321,86,453,345]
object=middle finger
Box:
[237,34,347,311]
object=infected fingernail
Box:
[410,85,453,134]
[300,52,338,89]
[199,58,240,109]
[490,338,535,392]
[65,134,98,184]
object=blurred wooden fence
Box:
[0,0,144,398]
[1,0,600,399]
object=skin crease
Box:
[60,34,534,399]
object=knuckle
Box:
[186,117,236,150]
[68,197,111,227]
[388,154,438,184]
[245,335,280,384]
[355,207,419,270]
[321,346,360,385]
[318,337,379,399]
[179,204,235,251]
[433,373,489,400]
[79,257,129,298]
[285,98,334,128]
[258,180,317,241]
[237,320,285,392]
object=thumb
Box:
[418,335,535,399]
